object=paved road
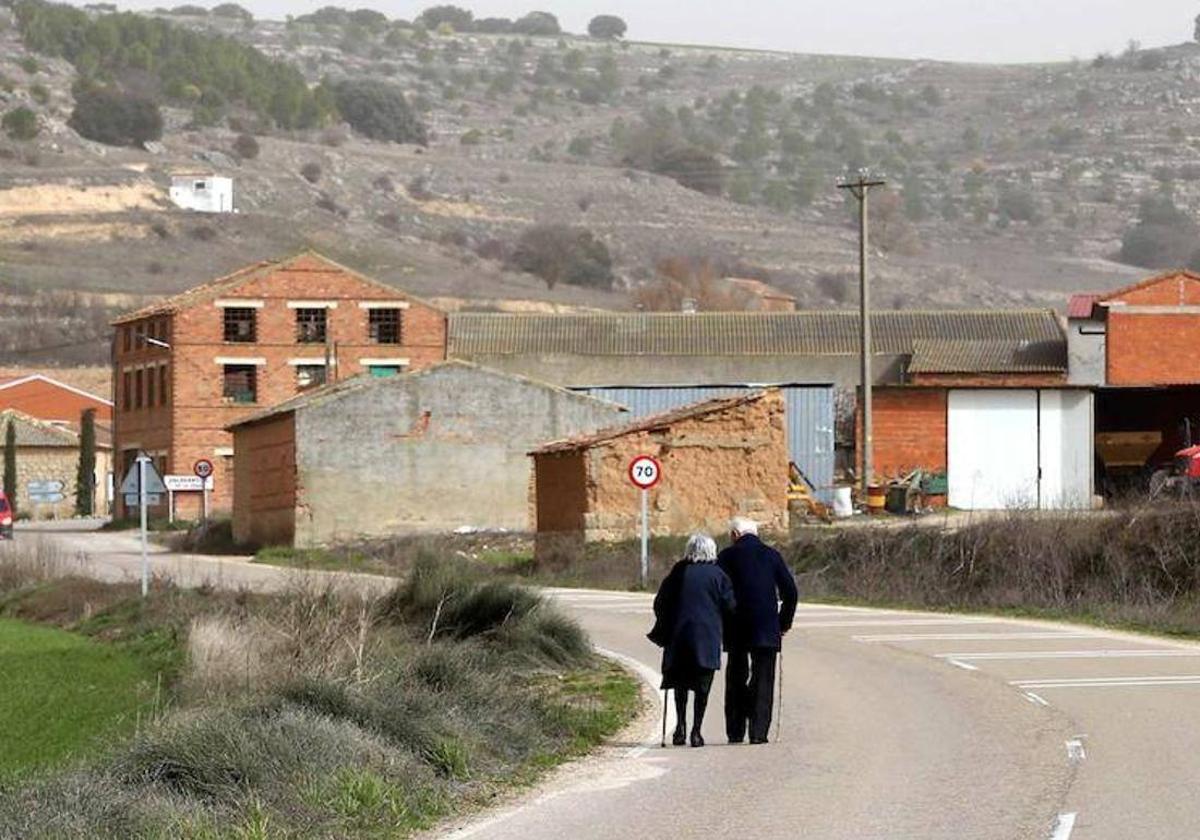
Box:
[17,524,1200,839]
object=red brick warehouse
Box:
[110,252,447,518]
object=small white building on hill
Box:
[169,174,234,213]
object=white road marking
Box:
[948,659,979,671]
[1051,812,1077,840]
[937,649,1200,661]
[1066,738,1087,763]
[1024,692,1051,707]
[855,631,1096,643]
[794,618,992,628]
[593,646,670,759]
[1014,675,1200,689]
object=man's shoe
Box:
[749,737,769,745]
[672,728,687,746]
[728,736,745,744]
[690,731,705,748]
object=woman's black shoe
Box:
[672,728,687,746]
[690,731,705,748]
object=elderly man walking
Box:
[718,517,799,745]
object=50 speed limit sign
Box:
[628,455,662,490]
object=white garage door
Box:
[948,390,1039,510]
[949,389,1095,511]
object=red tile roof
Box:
[1066,294,1101,319]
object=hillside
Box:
[3,1,1197,364]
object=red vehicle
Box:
[0,492,12,539]
[1150,445,1200,498]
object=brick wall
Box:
[112,254,447,516]
[864,388,948,479]
[232,412,296,547]
[1107,313,1200,386]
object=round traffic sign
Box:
[193,459,215,480]
[628,454,662,490]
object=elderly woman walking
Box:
[648,533,736,747]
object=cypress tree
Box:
[75,409,96,517]
[3,420,16,516]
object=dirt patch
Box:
[0,182,165,217]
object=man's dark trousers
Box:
[725,647,777,743]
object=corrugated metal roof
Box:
[532,390,774,454]
[449,310,1065,358]
[907,339,1067,374]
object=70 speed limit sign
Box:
[628,454,662,490]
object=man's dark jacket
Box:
[717,534,799,651]
[648,561,736,672]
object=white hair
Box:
[730,517,759,537]
[684,533,718,563]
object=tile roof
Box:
[1096,269,1200,304]
[907,338,1067,374]
[112,251,440,325]
[0,410,81,448]
[448,310,1065,358]
[531,390,774,454]
[1066,294,1102,320]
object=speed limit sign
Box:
[193,459,215,480]
[628,454,662,490]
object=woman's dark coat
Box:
[717,534,799,651]
[648,561,736,674]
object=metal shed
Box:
[579,385,835,501]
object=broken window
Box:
[295,308,327,344]
[223,308,257,343]
[223,365,257,404]
[194,181,207,191]
[368,308,401,344]
[147,366,156,407]
[122,371,132,411]
[159,364,168,406]
[296,365,327,391]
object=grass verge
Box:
[0,546,640,839]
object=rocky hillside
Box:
[2,2,1198,364]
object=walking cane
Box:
[661,690,669,748]
[775,649,783,743]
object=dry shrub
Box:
[0,537,70,593]
[632,256,754,312]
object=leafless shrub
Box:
[407,174,433,200]
[0,538,70,593]
[300,162,322,184]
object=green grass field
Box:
[0,618,151,778]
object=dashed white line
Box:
[1051,812,1077,840]
[793,618,992,628]
[937,649,1200,661]
[1014,675,1200,689]
[855,631,1096,643]
[1066,737,1087,763]
[947,658,979,671]
[1024,692,1051,707]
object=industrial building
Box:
[227,361,626,548]
[530,390,789,543]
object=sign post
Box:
[119,453,166,599]
[628,454,662,589]
[194,459,214,525]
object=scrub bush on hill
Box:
[327,79,429,145]
[69,85,162,147]
[508,223,614,290]
[2,107,39,141]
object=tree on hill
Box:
[211,3,253,21]
[508,224,613,290]
[474,17,512,33]
[2,107,39,141]
[327,79,428,145]
[74,409,96,517]
[513,11,560,36]
[587,15,626,40]
[417,5,473,31]
[69,84,163,147]
[1120,194,1200,269]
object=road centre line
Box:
[1024,692,1051,707]
[1051,812,1077,840]
[948,659,979,671]
[937,650,1200,661]
[1066,738,1087,763]
[854,632,1097,643]
[1014,675,1200,689]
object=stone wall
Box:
[13,445,111,520]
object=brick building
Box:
[0,409,112,519]
[227,362,625,547]
[111,252,447,517]
[531,390,789,543]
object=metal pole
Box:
[138,455,148,598]
[640,488,649,588]
[859,187,873,500]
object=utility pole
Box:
[838,172,886,502]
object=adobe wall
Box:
[578,391,789,541]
